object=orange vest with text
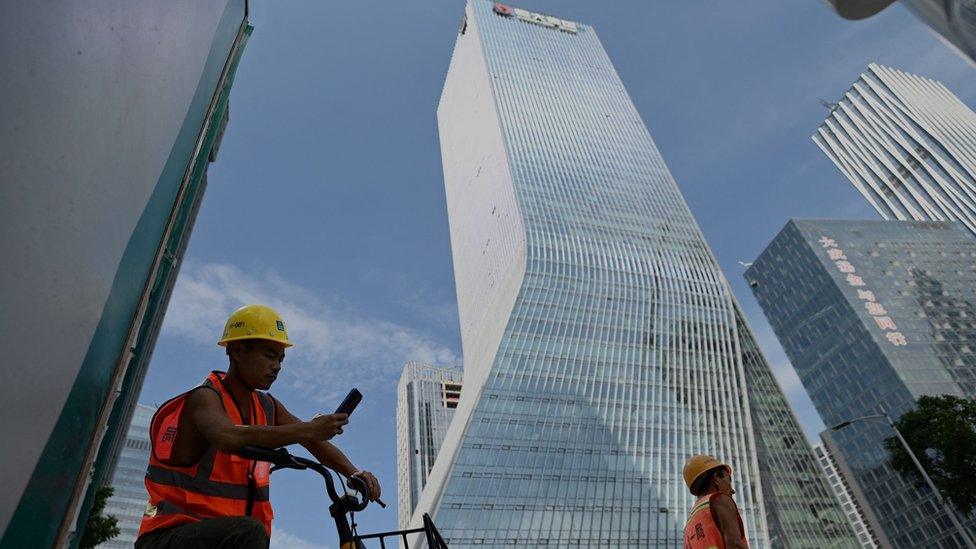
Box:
[138,371,276,537]
[684,492,748,549]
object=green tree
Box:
[885,395,976,516]
[79,485,120,548]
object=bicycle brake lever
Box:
[270,462,306,474]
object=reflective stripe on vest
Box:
[683,493,748,549]
[138,371,277,538]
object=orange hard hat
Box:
[683,454,732,491]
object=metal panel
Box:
[0,0,247,544]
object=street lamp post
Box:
[832,409,976,549]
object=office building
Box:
[96,404,155,548]
[814,64,976,237]
[397,363,463,529]
[746,219,976,547]
[814,439,888,549]
[409,2,857,546]
[825,2,976,66]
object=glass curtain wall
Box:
[423,2,857,547]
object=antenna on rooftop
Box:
[819,98,839,111]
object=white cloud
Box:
[395,281,459,331]
[161,261,458,403]
[270,528,332,549]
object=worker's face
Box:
[233,340,286,390]
[713,467,735,496]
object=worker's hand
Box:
[350,470,381,501]
[305,413,349,441]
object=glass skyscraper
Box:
[409,2,856,547]
[746,219,976,547]
[96,404,155,548]
[814,64,976,237]
[397,362,463,529]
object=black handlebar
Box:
[236,446,439,548]
[236,446,370,512]
[236,445,296,466]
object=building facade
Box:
[97,404,155,548]
[814,64,976,237]
[409,2,857,546]
[746,219,976,547]
[825,1,976,66]
[814,440,888,549]
[397,363,463,529]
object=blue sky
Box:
[137,1,976,546]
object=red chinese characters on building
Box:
[819,235,907,346]
[492,3,579,33]
[493,3,513,16]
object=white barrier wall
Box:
[0,1,246,543]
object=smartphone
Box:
[334,388,363,416]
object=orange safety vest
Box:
[138,371,276,537]
[684,492,748,549]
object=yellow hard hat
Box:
[683,454,732,491]
[217,304,293,348]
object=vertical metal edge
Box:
[57,16,253,549]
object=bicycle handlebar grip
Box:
[345,476,371,512]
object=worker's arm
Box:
[710,494,748,549]
[188,387,347,451]
[274,397,382,501]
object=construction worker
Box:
[134,304,381,549]
[683,454,748,549]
